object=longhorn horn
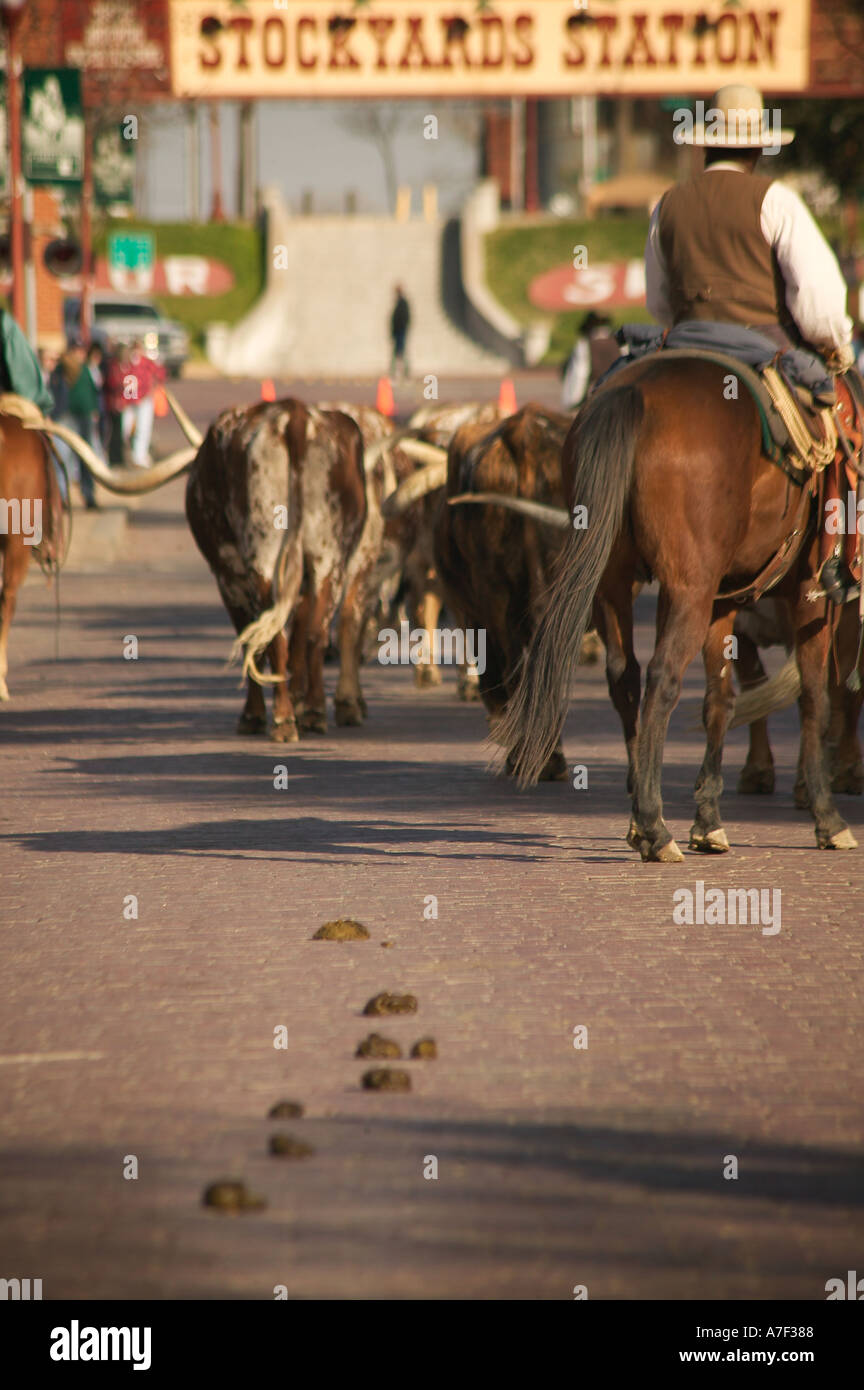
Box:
[364,429,408,472]
[26,419,197,494]
[163,388,203,447]
[367,431,449,474]
[448,492,571,530]
[381,455,448,517]
[397,439,448,467]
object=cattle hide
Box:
[434,404,573,777]
[186,398,365,740]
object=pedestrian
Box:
[122,338,165,468]
[48,339,99,509]
[103,341,130,466]
[561,311,618,410]
[85,341,108,457]
[389,284,411,380]
[37,345,58,394]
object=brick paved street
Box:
[1,385,862,1299]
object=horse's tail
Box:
[497,382,644,785]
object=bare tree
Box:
[336,103,410,213]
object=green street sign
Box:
[108,232,155,292]
[22,68,84,185]
[94,123,136,208]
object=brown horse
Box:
[497,355,858,861]
[0,409,64,700]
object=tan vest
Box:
[657,170,796,339]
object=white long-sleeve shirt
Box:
[645,161,853,351]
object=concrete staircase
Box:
[210,193,509,378]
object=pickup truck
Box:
[63,294,189,377]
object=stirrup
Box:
[817,554,854,606]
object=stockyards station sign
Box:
[169,0,812,99]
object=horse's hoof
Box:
[538,749,568,782]
[458,676,481,703]
[414,665,441,689]
[298,709,327,734]
[737,765,775,795]
[0,683,10,702]
[626,820,644,850]
[819,827,858,850]
[831,767,864,795]
[270,719,299,744]
[334,697,364,727]
[237,713,267,736]
[641,838,685,863]
[689,827,730,853]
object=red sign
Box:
[8,255,236,297]
[529,260,647,312]
[93,255,235,295]
[60,0,171,103]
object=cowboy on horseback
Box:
[645,84,861,602]
[494,85,861,861]
[645,84,854,372]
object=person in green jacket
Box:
[49,340,99,509]
[0,307,55,413]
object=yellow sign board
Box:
[169,1,811,99]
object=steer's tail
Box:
[229,530,303,685]
[496,383,644,784]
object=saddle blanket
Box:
[609,320,834,401]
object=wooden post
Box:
[209,102,224,222]
[509,98,525,212]
[80,119,93,345]
[3,4,26,329]
[524,98,539,212]
[186,103,200,221]
[237,101,255,221]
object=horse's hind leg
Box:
[735,627,776,794]
[795,593,857,849]
[0,536,30,701]
[829,603,864,794]
[594,581,640,794]
[690,602,737,853]
[630,588,714,863]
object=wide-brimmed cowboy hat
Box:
[682,84,795,147]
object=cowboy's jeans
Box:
[52,413,97,505]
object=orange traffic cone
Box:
[261,378,276,401]
[376,376,395,418]
[153,386,168,418]
[498,377,517,415]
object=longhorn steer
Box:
[434,404,574,779]
[0,404,64,699]
[383,400,504,696]
[187,399,366,740]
